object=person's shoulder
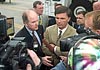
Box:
[41,14,48,17]
[14,26,26,37]
[46,24,57,29]
[68,24,77,34]
[68,24,76,30]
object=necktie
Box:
[39,16,42,25]
[58,30,62,39]
[32,32,39,50]
[56,30,62,44]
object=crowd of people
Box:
[1,1,100,70]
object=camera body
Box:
[60,28,96,52]
[0,15,14,36]
[0,37,28,70]
[0,15,35,70]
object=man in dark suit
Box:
[14,10,53,70]
[15,25,44,56]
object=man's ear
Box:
[96,30,100,35]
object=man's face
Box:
[25,11,39,31]
[76,14,85,25]
[55,12,70,29]
[35,4,44,15]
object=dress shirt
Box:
[25,26,41,46]
[54,25,68,52]
[58,25,68,36]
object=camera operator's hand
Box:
[42,56,53,66]
[26,64,32,70]
[27,49,41,66]
[60,56,67,63]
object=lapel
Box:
[36,25,44,43]
[62,24,74,39]
[50,25,59,44]
[23,26,33,41]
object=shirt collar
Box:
[25,26,33,36]
[58,25,68,35]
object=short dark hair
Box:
[33,1,43,8]
[77,11,87,17]
[55,6,72,17]
[55,3,62,9]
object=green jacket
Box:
[42,24,77,66]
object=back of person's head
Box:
[22,11,29,24]
[85,11,94,19]
[33,1,43,8]
[55,6,72,17]
[85,11,100,34]
[84,11,95,29]
[93,2,100,10]
[92,10,100,30]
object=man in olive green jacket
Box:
[42,6,77,67]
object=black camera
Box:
[0,15,36,70]
[0,15,14,36]
[60,28,97,52]
[0,37,27,70]
[0,15,15,44]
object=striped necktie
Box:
[58,30,62,39]
[32,32,39,50]
[39,16,42,25]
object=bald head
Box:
[22,9,39,31]
[22,10,38,24]
[93,2,100,11]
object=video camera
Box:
[0,15,35,70]
[0,15,15,36]
[0,15,15,44]
[0,37,27,70]
[60,28,97,52]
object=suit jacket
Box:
[14,25,45,57]
[69,21,86,34]
[43,24,77,65]
[40,14,49,31]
